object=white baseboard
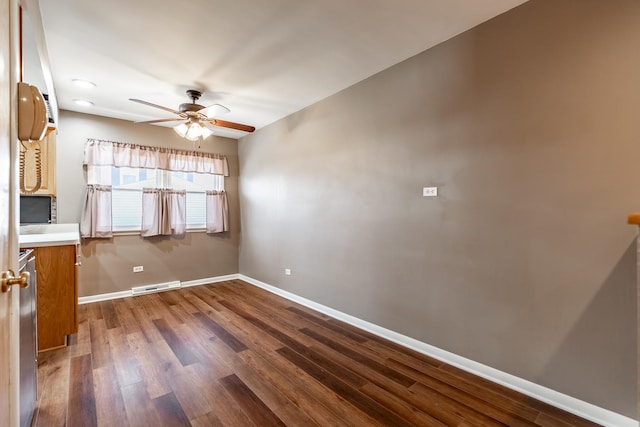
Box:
[181,274,240,288]
[78,290,132,305]
[238,274,637,427]
[77,274,240,305]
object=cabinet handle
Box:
[1,270,30,293]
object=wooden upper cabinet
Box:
[20,127,56,196]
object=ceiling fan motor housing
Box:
[180,89,204,113]
[179,102,204,113]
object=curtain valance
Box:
[83,139,229,176]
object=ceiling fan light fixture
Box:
[173,121,212,141]
[173,123,189,138]
[199,126,213,139]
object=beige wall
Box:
[238,0,640,417]
[56,110,240,297]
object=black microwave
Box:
[20,195,52,224]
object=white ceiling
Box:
[37,0,528,139]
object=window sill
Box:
[111,228,208,237]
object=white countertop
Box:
[19,223,81,248]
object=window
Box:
[87,165,224,232]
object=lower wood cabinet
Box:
[31,245,78,352]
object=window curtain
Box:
[83,139,230,237]
[206,190,229,233]
[141,189,186,237]
[80,185,113,238]
[83,139,229,176]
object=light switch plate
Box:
[423,187,438,197]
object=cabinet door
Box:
[20,127,56,196]
[35,245,76,351]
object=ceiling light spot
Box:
[73,99,94,107]
[72,79,96,88]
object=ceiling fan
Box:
[129,89,255,141]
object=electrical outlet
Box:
[284,268,291,276]
[423,187,438,197]
[133,266,144,273]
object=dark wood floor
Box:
[32,280,600,426]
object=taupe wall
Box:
[238,0,639,417]
[56,110,240,297]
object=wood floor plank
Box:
[86,301,104,321]
[387,357,540,422]
[535,412,578,427]
[358,381,449,427]
[101,300,122,330]
[113,297,144,336]
[299,320,418,370]
[326,316,445,364]
[67,354,98,427]
[219,374,286,426]
[68,308,91,358]
[215,296,319,349]
[239,348,358,427]
[301,326,417,388]
[168,365,216,419]
[121,381,163,427]
[204,380,259,427]
[168,310,238,380]
[439,364,602,427]
[33,349,71,426]
[89,318,112,369]
[361,338,444,371]
[273,401,321,427]
[93,366,129,427]
[126,331,175,398]
[409,377,538,427]
[190,410,225,427]
[173,288,204,314]
[186,289,279,346]
[106,326,143,387]
[152,318,199,366]
[34,280,602,427]
[152,391,192,427]
[287,305,369,343]
[127,297,166,343]
[190,294,287,353]
[193,311,248,352]
[181,288,219,313]
[231,362,291,413]
[147,293,185,327]
[218,297,369,389]
[163,293,197,326]
[277,345,414,427]
[410,381,507,427]
[214,282,321,334]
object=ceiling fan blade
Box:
[209,119,255,133]
[199,103,230,119]
[129,98,182,115]
[134,117,186,124]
